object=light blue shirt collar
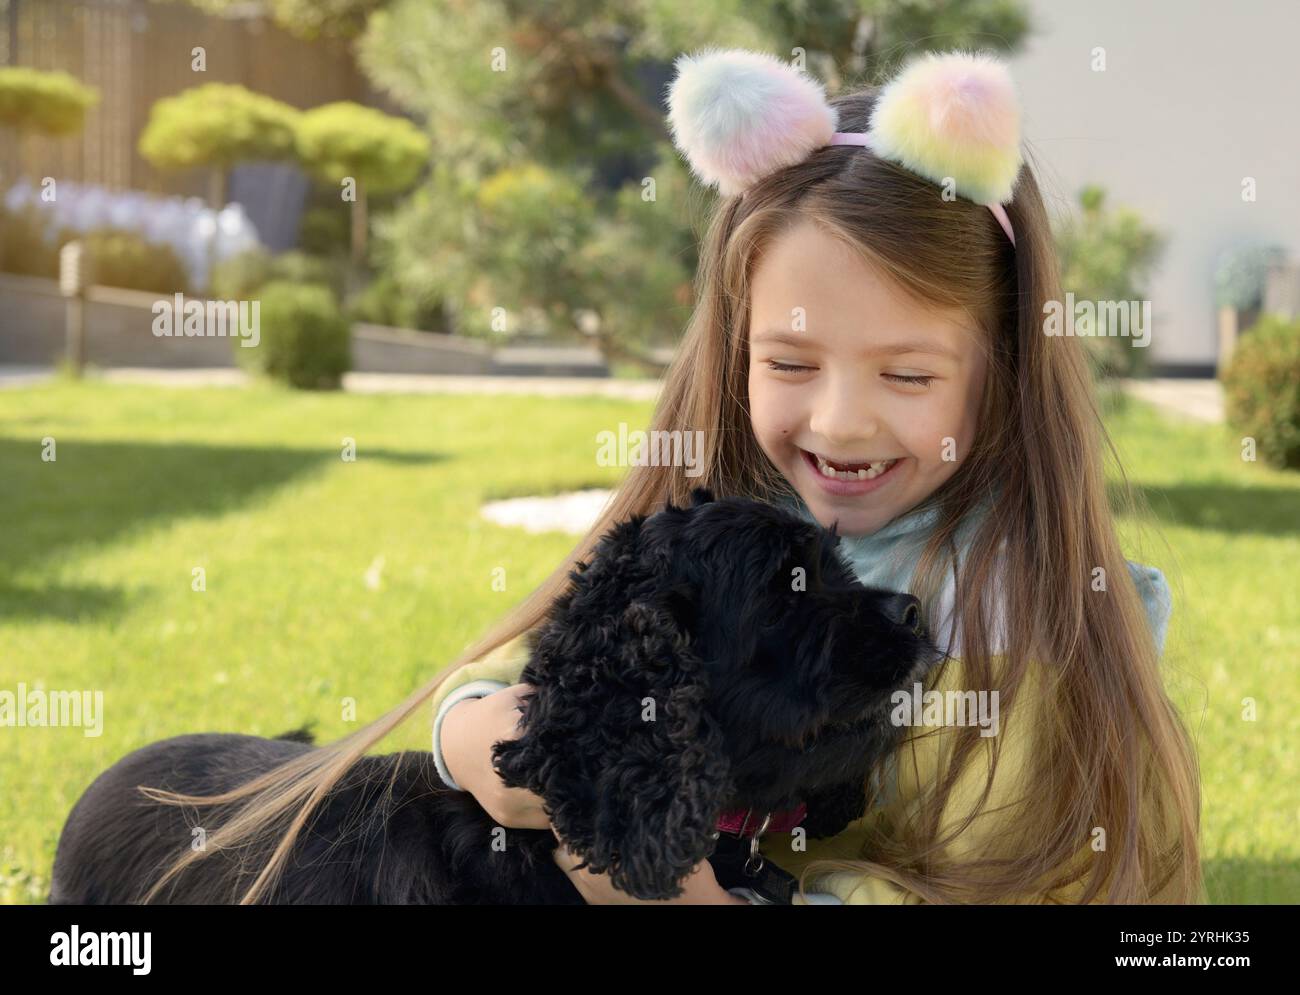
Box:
[775,488,1171,656]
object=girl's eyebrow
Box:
[752,329,960,361]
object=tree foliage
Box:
[356,0,1032,364]
[1054,185,1166,379]
[138,83,300,171]
[296,102,429,194]
[0,68,98,135]
[170,0,387,39]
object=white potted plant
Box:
[1214,244,1287,370]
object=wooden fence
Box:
[1,0,395,198]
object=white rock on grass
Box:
[480,489,614,535]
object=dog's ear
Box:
[689,486,715,507]
[493,591,729,901]
[581,597,730,899]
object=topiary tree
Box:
[0,68,99,264]
[295,101,429,271]
[0,67,99,138]
[138,84,301,209]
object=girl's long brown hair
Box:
[141,83,1202,905]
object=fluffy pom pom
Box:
[666,47,837,198]
[866,50,1023,205]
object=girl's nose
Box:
[808,376,880,447]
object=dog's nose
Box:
[882,594,923,634]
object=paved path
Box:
[0,366,1222,423]
[0,365,663,401]
[1119,378,1224,423]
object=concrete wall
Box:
[0,274,495,375]
[1012,0,1300,370]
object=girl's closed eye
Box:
[882,372,936,387]
[764,359,811,373]
[763,359,935,388]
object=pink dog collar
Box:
[716,803,807,837]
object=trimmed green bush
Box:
[138,84,300,171]
[0,68,98,135]
[295,102,429,195]
[239,281,351,389]
[1222,315,1300,470]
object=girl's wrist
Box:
[440,698,479,794]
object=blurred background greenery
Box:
[0,0,1297,907]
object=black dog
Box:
[49,487,939,904]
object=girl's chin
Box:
[806,503,897,537]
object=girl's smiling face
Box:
[747,218,988,537]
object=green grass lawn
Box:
[0,381,1296,904]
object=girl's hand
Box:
[551,826,748,904]
[445,688,747,903]
[441,684,552,830]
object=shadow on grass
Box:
[1202,856,1300,904]
[0,579,127,622]
[0,437,446,603]
[1112,480,1300,537]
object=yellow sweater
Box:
[429,630,1181,905]
[430,490,1183,904]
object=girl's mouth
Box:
[798,448,904,496]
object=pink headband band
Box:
[828,131,1016,246]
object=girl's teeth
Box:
[813,453,896,481]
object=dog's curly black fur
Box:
[49,488,939,904]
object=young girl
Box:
[144,48,1202,905]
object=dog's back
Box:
[49,732,315,904]
[49,731,575,905]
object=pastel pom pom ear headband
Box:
[665,47,1022,247]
